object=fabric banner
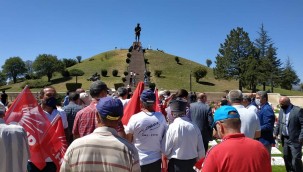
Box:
[122,82,145,125]
[40,115,68,172]
[5,86,50,169]
[4,86,67,171]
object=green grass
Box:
[1,49,303,96]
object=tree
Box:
[33,54,65,82]
[76,56,82,63]
[62,58,77,68]
[254,24,282,92]
[280,57,300,90]
[2,56,27,83]
[213,27,254,91]
[25,60,34,77]
[206,59,212,67]
[69,68,84,83]
[192,66,208,82]
[0,71,7,86]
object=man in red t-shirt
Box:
[199,105,271,172]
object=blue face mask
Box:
[45,97,57,108]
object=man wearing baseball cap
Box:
[200,105,271,172]
[125,89,167,172]
[61,97,140,172]
[162,97,205,172]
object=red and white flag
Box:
[4,86,67,171]
[40,115,68,171]
[122,82,145,125]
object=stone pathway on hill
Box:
[125,42,147,90]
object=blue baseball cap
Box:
[140,89,156,103]
[212,105,240,127]
[96,97,123,120]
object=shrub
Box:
[193,66,208,82]
[66,83,82,92]
[122,77,127,82]
[127,53,132,58]
[175,56,180,63]
[69,69,85,83]
[145,71,151,77]
[128,46,133,52]
[126,58,131,64]
[62,58,77,68]
[101,69,108,77]
[144,59,149,64]
[154,70,162,77]
[21,79,51,89]
[61,70,70,78]
[112,69,119,77]
[124,71,128,76]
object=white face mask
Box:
[255,99,261,106]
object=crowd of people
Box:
[0,80,303,172]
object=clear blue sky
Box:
[1,0,302,82]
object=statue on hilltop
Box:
[134,23,141,42]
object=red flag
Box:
[40,115,68,172]
[4,86,50,170]
[122,82,145,125]
[154,88,161,112]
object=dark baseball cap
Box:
[96,97,123,120]
[140,89,156,103]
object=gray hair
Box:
[256,91,268,101]
[227,90,243,103]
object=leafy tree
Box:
[69,69,84,83]
[254,24,282,92]
[2,56,27,83]
[192,66,207,82]
[0,71,7,86]
[241,48,259,92]
[32,54,64,82]
[62,58,78,68]
[213,27,254,91]
[206,59,212,67]
[76,56,82,63]
[25,60,34,77]
[280,57,300,90]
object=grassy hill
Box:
[2,49,303,96]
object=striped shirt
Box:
[0,119,30,172]
[60,126,140,172]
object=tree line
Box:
[0,54,82,85]
[213,24,300,92]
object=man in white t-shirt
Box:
[228,90,261,139]
[125,89,167,172]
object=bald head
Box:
[197,93,207,103]
[279,96,291,106]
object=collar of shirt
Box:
[222,133,245,141]
[93,126,118,136]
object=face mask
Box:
[280,105,289,110]
[255,99,261,106]
[44,97,57,108]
